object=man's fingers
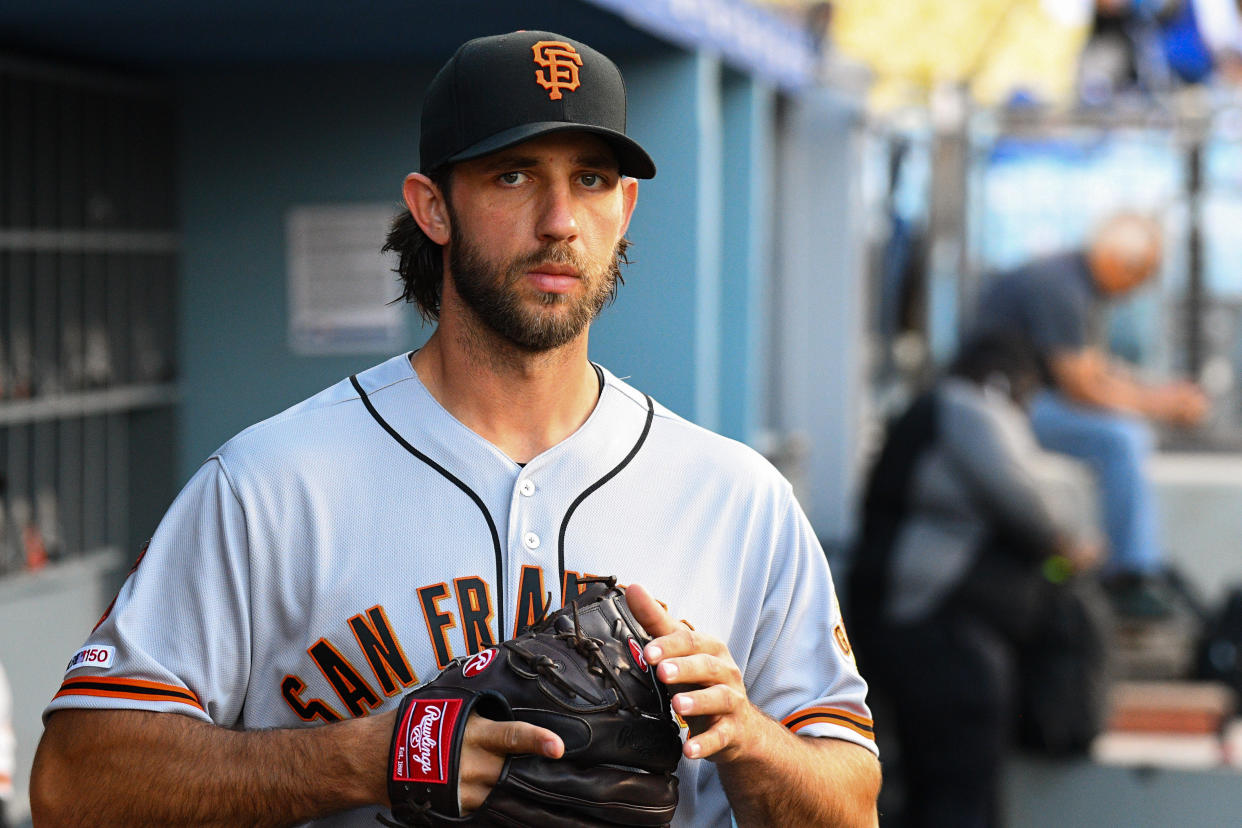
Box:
[645,626,727,668]
[657,653,740,688]
[683,718,735,760]
[466,716,564,759]
[625,583,680,638]
[671,683,741,719]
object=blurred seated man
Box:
[848,333,1100,828]
[972,212,1207,617]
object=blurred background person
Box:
[971,212,1208,618]
[1081,0,1242,102]
[847,332,1101,828]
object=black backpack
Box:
[1195,586,1242,695]
[1015,576,1113,756]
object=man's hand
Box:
[456,715,563,812]
[626,584,880,827]
[1052,349,1210,426]
[626,583,765,763]
[1148,381,1209,427]
[1058,534,1104,574]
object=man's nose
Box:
[536,181,579,242]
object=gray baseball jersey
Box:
[45,352,876,827]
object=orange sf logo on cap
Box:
[532,40,583,101]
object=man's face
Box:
[443,132,638,351]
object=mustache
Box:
[503,244,590,283]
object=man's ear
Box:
[618,176,639,237]
[403,173,451,246]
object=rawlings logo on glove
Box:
[393,700,458,783]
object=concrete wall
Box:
[771,89,870,545]
[1152,452,1242,605]
[1005,755,1242,827]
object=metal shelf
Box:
[0,229,178,253]
[0,54,179,586]
[0,383,178,427]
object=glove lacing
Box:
[509,577,642,713]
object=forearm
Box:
[1062,365,1148,414]
[31,708,390,827]
[1056,354,1188,421]
[716,705,880,828]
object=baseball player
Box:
[31,30,879,827]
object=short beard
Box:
[448,221,624,352]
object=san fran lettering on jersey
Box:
[280,568,601,721]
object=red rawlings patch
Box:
[391,699,463,784]
[462,647,498,678]
[628,638,648,671]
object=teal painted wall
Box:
[590,51,722,426]
[719,70,775,444]
[176,63,435,478]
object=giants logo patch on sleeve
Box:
[65,645,115,674]
[391,699,463,785]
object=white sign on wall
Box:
[287,204,403,354]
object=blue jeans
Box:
[1029,391,1162,576]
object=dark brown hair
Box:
[383,169,452,321]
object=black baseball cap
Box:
[419,30,656,179]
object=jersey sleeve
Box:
[43,456,253,726]
[741,484,877,756]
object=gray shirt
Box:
[882,379,1066,623]
[974,252,1104,380]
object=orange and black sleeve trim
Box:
[782,706,875,741]
[54,676,204,713]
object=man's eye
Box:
[581,173,602,187]
[499,172,525,185]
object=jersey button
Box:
[519,479,536,497]
[523,532,540,550]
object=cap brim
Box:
[440,121,656,179]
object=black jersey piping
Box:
[349,374,507,640]
[557,392,655,590]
